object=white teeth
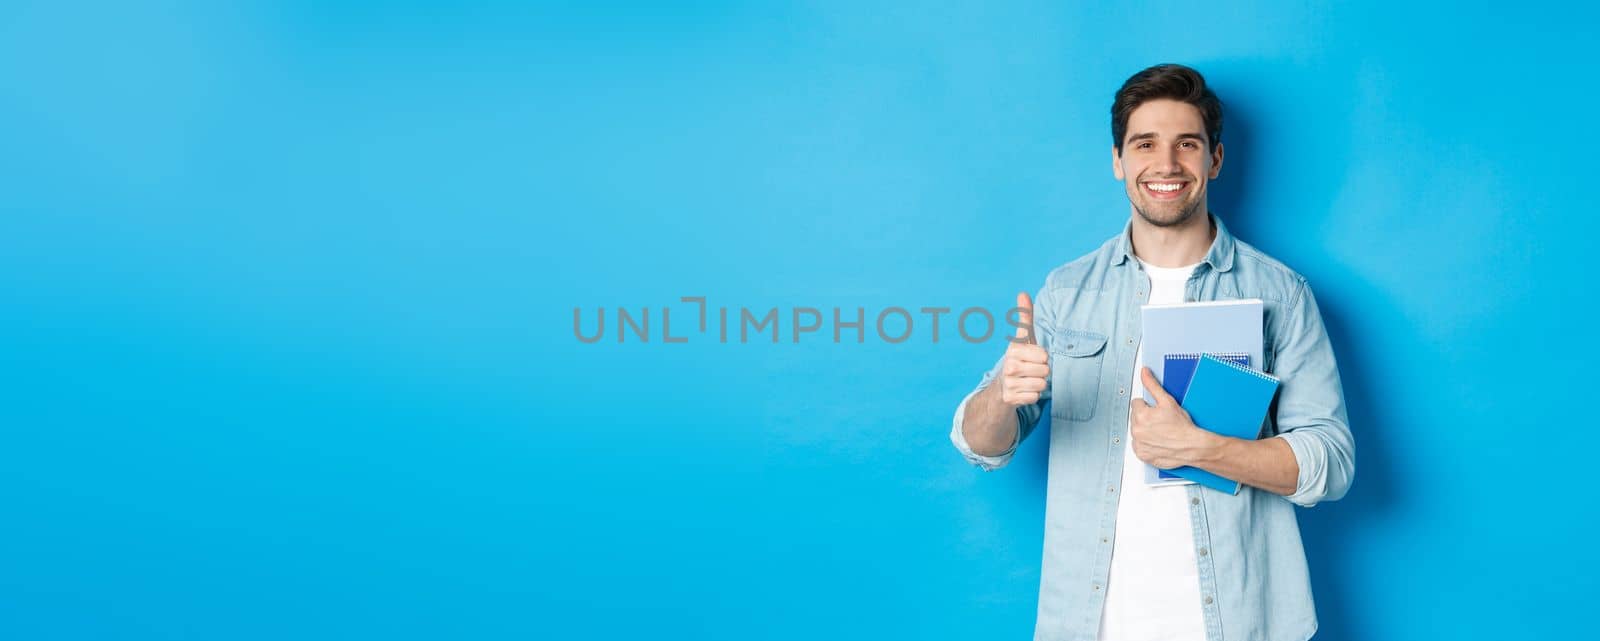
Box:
[1147,182,1183,192]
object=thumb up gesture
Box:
[1000,292,1050,406]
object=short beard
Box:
[1133,198,1204,228]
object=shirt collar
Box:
[1113,213,1237,273]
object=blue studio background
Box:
[2,2,1593,639]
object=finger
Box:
[1010,362,1049,378]
[1131,394,1150,412]
[1013,292,1034,343]
[1010,377,1046,393]
[1012,343,1049,364]
[1140,366,1174,406]
[1008,392,1040,406]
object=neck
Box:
[1129,207,1216,268]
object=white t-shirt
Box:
[1097,259,1206,641]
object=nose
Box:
[1158,146,1182,174]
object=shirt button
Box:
[1125,338,1134,346]
[1101,537,1109,544]
[1198,548,1209,557]
[1066,343,1075,349]
[1191,498,1200,506]
[1107,485,1116,493]
[1112,437,1121,445]
[1093,584,1101,591]
[1117,387,1126,396]
[1204,596,1214,605]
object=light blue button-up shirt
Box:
[951,215,1355,641]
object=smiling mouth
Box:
[1141,180,1190,200]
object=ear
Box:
[1112,146,1125,181]
[1208,142,1224,179]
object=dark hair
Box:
[1111,64,1223,153]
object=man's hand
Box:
[1130,366,1222,469]
[999,292,1050,407]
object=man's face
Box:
[1112,98,1224,227]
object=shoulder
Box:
[1231,237,1311,303]
[1039,233,1123,295]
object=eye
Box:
[1137,142,1153,150]
[1180,141,1198,150]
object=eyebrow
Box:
[1125,132,1208,144]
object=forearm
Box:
[960,384,1021,457]
[1190,433,1299,497]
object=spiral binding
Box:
[1164,352,1249,362]
[1199,353,1280,383]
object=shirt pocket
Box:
[1049,329,1109,422]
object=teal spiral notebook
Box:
[1156,352,1249,482]
[1168,353,1282,494]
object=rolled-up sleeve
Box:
[950,365,1023,471]
[1271,280,1356,507]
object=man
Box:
[950,64,1355,641]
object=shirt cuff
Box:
[1275,431,1326,507]
[950,389,1018,472]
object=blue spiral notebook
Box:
[1167,353,1281,494]
[1153,352,1250,482]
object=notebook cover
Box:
[1167,353,1281,494]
